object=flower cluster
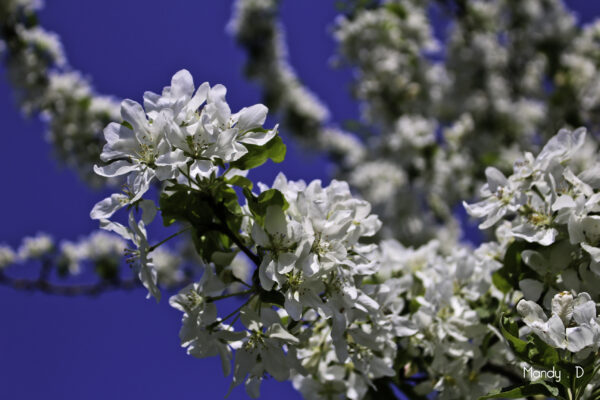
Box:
[0,0,120,184]
[5,0,600,398]
[169,173,403,399]
[465,128,600,301]
[518,291,600,357]
[466,127,600,398]
[229,0,365,168]
[87,70,421,399]
[90,69,280,301]
[92,69,277,208]
[56,231,127,275]
[373,239,509,399]
[0,230,180,286]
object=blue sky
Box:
[0,1,597,399]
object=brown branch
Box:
[205,196,261,267]
[0,269,195,297]
[0,270,140,296]
[481,362,525,385]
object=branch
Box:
[205,195,262,267]
[0,269,140,296]
[481,362,525,386]
[365,378,400,400]
[215,221,261,267]
[0,268,195,297]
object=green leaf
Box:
[500,314,562,371]
[492,271,512,294]
[500,314,528,355]
[496,240,530,290]
[191,228,233,264]
[227,175,253,190]
[408,298,421,313]
[479,380,559,399]
[527,334,560,368]
[94,258,119,281]
[230,135,286,170]
[384,3,406,18]
[243,188,289,225]
[259,289,285,307]
[159,190,212,227]
[257,189,288,209]
[159,191,191,226]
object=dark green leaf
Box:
[500,314,528,355]
[492,271,512,294]
[230,135,286,170]
[259,289,285,307]
[479,380,559,399]
[94,258,119,281]
[244,188,288,225]
[528,334,560,368]
[227,175,253,189]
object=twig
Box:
[0,270,139,296]
[0,269,195,297]
[481,362,524,385]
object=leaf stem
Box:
[209,293,257,329]
[149,225,192,252]
[207,289,254,303]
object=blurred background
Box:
[0,0,597,399]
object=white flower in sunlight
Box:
[169,268,245,377]
[18,233,54,260]
[463,166,527,230]
[230,307,299,398]
[144,69,277,171]
[57,241,82,274]
[251,205,305,290]
[517,291,600,353]
[100,206,160,301]
[93,99,174,200]
[93,69,279,194]
[151,247,182,287]
[0,245,16,268]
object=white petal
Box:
[170,69,194,99]
[139,199,157,225]
[267,323,299,344]
[581,243,600,263]
[245,377,261,399]
[573,301,596,325]
[187,82,209,112]
[99,220,131,240]
[251,223,269,247]
[236,104,268,132]
[284,293,302,321]
[519,279,544,302]
[261,345,289,381]
[545,314,567,349]
[517,299,548,324]
[128,169,154,202]
[485,167,508,192]
[137,262,161,302]
[90,193,128,220]
[238,128,276,146]
[552,195,576,211]
[258,259,276,290]
[120,99,148,133]
[93,161,137,177]
[566,326,594,352]
[265,206,287,236]
[552,292,574,325]
[207,84,231,124]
